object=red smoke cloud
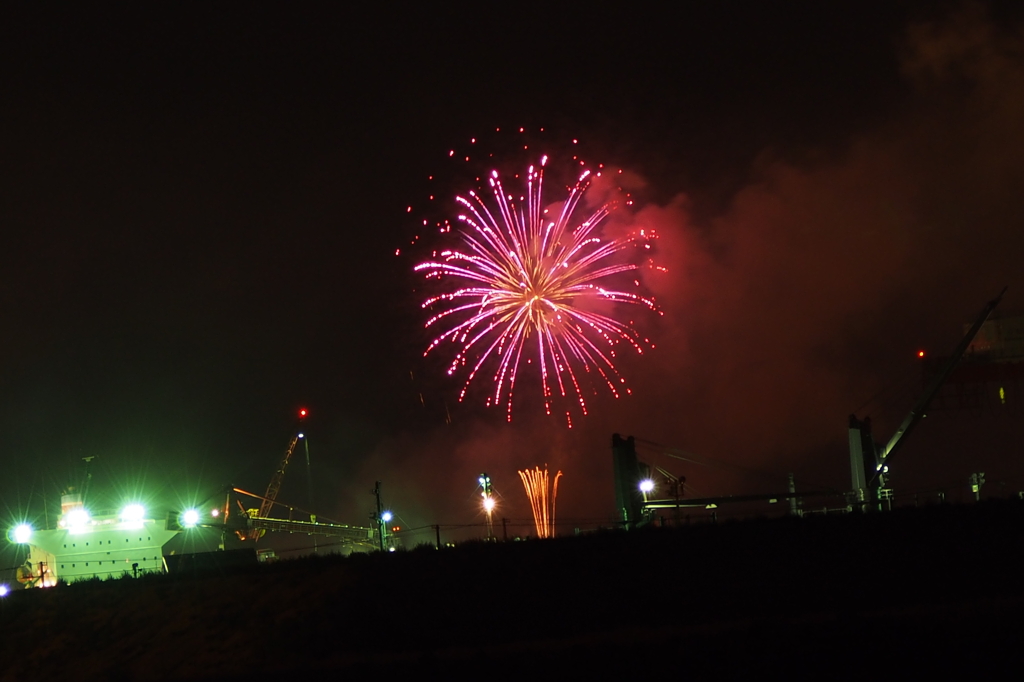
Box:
[349,6,1024,531]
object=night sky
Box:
[2,2,1023,555]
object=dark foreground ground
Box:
[2,500,1023,680]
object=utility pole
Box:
[673,476,683,526]
[787,473,801,517]
[304,435,316,553]
[372,481,387,552]
[304,436,314,511]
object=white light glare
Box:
[0,584,8,597]
[12,524,32,544]
[66,508,90,529]
[639,479,655,493]
[381,511,393,523]
[182,509,201,528]
[121,504,146,523]
[483,496,496,513]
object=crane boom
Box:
[870,286,1007,483]
[250,408,307,542]
[850,288,1007,508]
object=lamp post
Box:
[372,481,392,552]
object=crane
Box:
[849,287,1007,510]
[241,407,308,542]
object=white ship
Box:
[15,492,179,586]
[10,488,375,587]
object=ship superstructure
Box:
[20,492,179,586]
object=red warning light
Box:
[298,408,308,419]
[917,350,925,358]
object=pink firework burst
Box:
[415,156,659,425]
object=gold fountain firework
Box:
[518,466,562,538]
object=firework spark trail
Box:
[518,466,562,538]
[416,156,660,424]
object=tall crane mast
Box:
[249,407,308,542]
